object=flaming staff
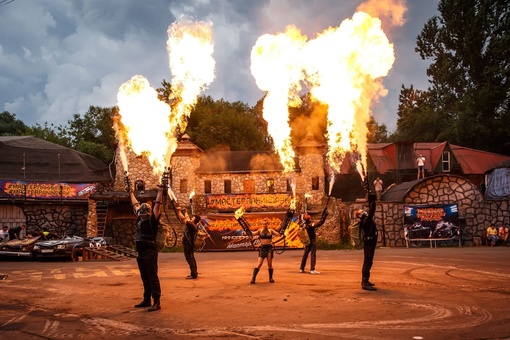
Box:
[124,171,132,193]
[277,198,296,235]
[234,206,253,237]
[234,206,255,250]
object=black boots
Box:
[135,299,161,311]
[269,268,275,283]
[250,268,259,284]
[361,280,377,291]
[134,300,151,308]
[148,300,161,312]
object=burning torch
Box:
[234,206,253,237]
[160,166,182,221]
[189,190,195,215]
[278,198,296,235]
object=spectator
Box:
[498,224,509,246]
[486,224,499,246]
[0,226,9,241]
[416,154,426,179]
[8,225,25,240]
[373,177,383,201]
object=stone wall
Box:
[344,175,510,247]
[21,203,88,237]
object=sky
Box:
[0,0,440,133]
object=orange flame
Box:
[115,18,215,178]
[250,25,307,173]
[116,75,175,176]
[167,18,216,133]
[304,11,395,173]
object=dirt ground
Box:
[1,246,509,339]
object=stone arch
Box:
[404,175,484,206]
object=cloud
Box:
[0,0,439,132]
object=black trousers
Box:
[362,238,377,281]
[183,239,197,277]
[300,239,317,271]
[136,246,161,302]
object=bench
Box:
[404,227,462,248]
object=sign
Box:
[403,204,459,239]
[0,180,98,200]
[206,193,292,210]
[198,212,304,251]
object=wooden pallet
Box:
[78,247,133,261]
[107,245,138,258]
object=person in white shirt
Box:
[373,177,383,201]
[0,226,9,242]
[416,154,426,179]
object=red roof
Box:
[366,142,510,175]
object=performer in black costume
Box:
[177,207,201,279]
[299,210,328,274]
[249,219,281,284]
[356,192,378,291]
[130,186,164,311]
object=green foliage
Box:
[186,96,273,151]
[0,111,28,135]
[64,106,117,164]
[24,122,71,146]
[394,0,510,155]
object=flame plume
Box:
[303,11,395,173]
[115,18,215,178]
[167,18,216,133]
[250,26,307,173]
[116,75,175,176]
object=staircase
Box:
[96,201,109,237]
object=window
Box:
[312,177,320,190]
[286,179,292,192]
[442,151,450,172]
[266,179,275,193]
[180,179,188,193]
[244,180,255,193]
[134,180,145,190]
[204,180,212,194]
[224,180,231,194]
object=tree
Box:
[189,96,272,151]
[0,111,27,135]
[394,0,510,154]
[64,106,117,164]
[24,122,70,146]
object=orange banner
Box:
[206,193,291,210]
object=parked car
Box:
[32,236,108,260]
[0,236,41,258]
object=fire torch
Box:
[234,206,253,237]
[160,167,182,221]
[278,198,296,235]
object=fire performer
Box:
[355,192,378,291]
[176,207,201,279]
[299,209,328,275]
[130,186,164,311]
[249,218,281,284]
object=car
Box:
[32,236,108,260]
[0,236,41,258]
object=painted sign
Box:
[0,180,98,200]
[197,212,304,251]
[403,204,460,239]
[206,193,292,210]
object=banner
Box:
[197,212,304,251]
[0,180,98,200]
[206,193,291,210]
[403,204,459,239]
